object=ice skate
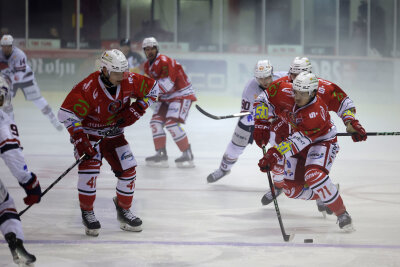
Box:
[5,232,36,266]
[261,185,283,205]
[316,198,334,218]
[337,211,355,232]
[113,197,142,232]
[207,168,230,183]
[175,145,195,168]
[145,147,168,168]
[81,209,101,237]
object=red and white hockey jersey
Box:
[254,81,337,157]
[58,71,159,137]
[144,53,196,102]
[273,76,355,123]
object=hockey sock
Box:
[116,168,136,209]
[305,168,346,215]
[165,120,189,152]
[78,160,100,210]
[150,118,166,150]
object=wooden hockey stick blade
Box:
[195,104,251,120]
[337,132,400,136]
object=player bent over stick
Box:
[207,60,287,184]
[0,75,41,265]
[254,72,367,231]
[259,57,367,214]
[58,49,159,236]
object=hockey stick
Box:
[337,132,400,136]
[19,120,123,216]
[195,104,251,120]
[195,104,400,136]
[262,146,294,242]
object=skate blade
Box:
[120,223,142,232]
[341,223,356,233]
[175,161,195,168]
[146,161,169,168]
[321,211,327,219]
[13,250,36,266]
[85,228,100,237]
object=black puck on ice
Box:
[304,239,313,243]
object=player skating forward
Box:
[58,49,159,236]
[259,57,367,209]
[0,75,41,265]
[0,34,63,131]
[207,60,287,183]
[142,37,197,168]
[255,72,364,231]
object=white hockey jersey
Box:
[239,71,287,127]
[0,47,34,84]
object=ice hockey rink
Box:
[1,90,400,267]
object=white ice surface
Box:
[0,91,400,267]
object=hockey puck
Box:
[304,239,313,243]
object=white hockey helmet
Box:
[292,71,319,95]
[289,57,312,75]
[142,37,159,50]
[0,34,13,46]
[254,60,273,79]
[0,75,10,107]
[99,49,128,74]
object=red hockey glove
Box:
[20,173,41,205]
[117,101,146,128]
[253,119,271,148]
[271,118,289,144]
[347,120,367,142]
[72,130,97,159]
[258,147,283,172]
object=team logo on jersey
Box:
[108,99,122,114]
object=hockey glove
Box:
[117,101,146,128]
[20,173,41,205]
[271,118,289,144]
[347,120,367,142]
[72,130,97,159]
[258,147,283,172]
[253,119,271,148]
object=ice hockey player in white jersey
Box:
[0,75,41,265]
[207,60,286,183]
[0,34,63,131]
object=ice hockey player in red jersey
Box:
[258,56,367,211]
[255,72,360,231]
[142,37,197,168]
[0,75,39,265]
[58,49,159,236]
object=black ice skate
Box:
[207,168,230,183]
[175,145,195,168]
[261,185,283,205]
[316,198,334,218]
[145,147,168,168]
[81,209,101,237]
[5,232,36,266]
[113,197,142,232]
[337,211,355,232]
